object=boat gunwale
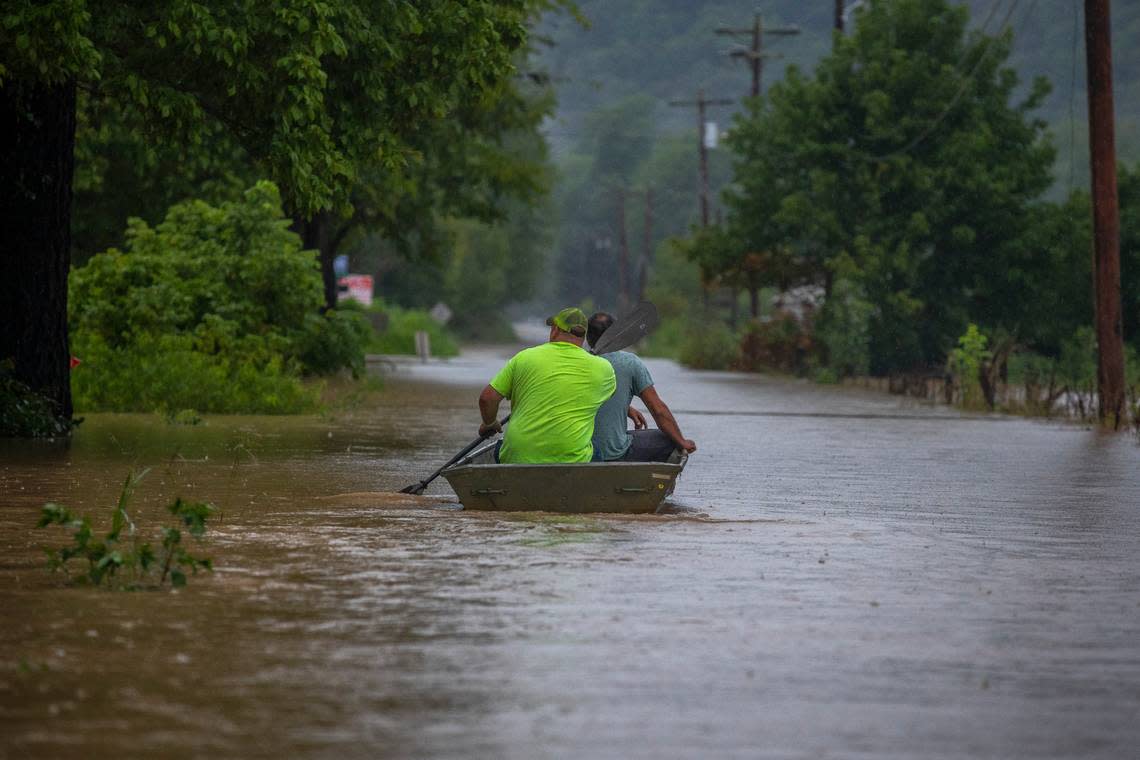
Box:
[443,460,686,473]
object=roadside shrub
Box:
[816,273,873,378]
[679,322,738,369]
[737,314,812,373]
[948,324,991,409]
[71,333,319,414]
[639,316,686,359]
[297,308,371,377]
[1056,327,1097,390]
[999,336,1140,422]
[450,314,517,343]
[368,302,459,357]
[1,361,76,438]
[814,367,840,384]
[69,182,358,413]
[1007,351,1065,415]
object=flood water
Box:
[2,340,1139,758]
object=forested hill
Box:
[537,0,1140,185]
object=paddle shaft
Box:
[401,413,511,494]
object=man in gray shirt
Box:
[587,312,697,462]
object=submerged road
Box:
[1,340,1139,758]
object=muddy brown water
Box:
[2,344,1139,759]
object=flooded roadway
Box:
[2,342,1139,758]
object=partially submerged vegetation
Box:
[36,470,215,589]
[1,362,77,438]
[69,183,368,415]
[65,184,468,418]
[358,300,459,358]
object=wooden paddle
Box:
[399,302,659,495]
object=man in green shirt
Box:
[478,307,616,463]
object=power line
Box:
[865,0,1031,162]
[1068,0,1081,191]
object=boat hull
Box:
[442,448,687,513]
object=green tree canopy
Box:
[1,0,555,429]
[724,0,1055,373]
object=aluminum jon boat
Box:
[441,444,688,514]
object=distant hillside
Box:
[538,0,1140,190]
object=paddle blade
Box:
[399,481,427,495]
[591,301,660,355]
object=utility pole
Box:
[1085,0,1126,427]
[669,90,734,226]
[716,14,800,98]
[637,187,653,303]
[835,1,845,33]
[616,187,630,311]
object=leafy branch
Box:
[37,470,215,589]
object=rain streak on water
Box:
[2,340,1139,758]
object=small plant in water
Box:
[948,324,991,409]
[163,408,203,425]
[36,469,215,589]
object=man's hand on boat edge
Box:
[627,404,695,454]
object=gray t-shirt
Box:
[591,350,654,461]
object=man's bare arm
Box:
[639,386,696,453]
[478,385,505,437]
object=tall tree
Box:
[1,0,541,432]
[725,0,1054,374]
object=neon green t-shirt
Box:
[489,341,616,463]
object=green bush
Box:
[816,271,873,378]
[1056,327,1098,392]
[69,182,359,414]
[297,308,371,377]
[449,314,518,343]
[737,315,812,374]
[814,367,840,384]
[639,316,686,359]
[1,361,76,438]
[367,302,459,357]
[948,324,991,409]
[679,322,739,370]
[71,333,319,414]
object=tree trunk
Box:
[0,79,78,428]
[293,211,335,311]
[749,273,760,319]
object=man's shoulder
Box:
[605,350,648,370]
[510,343,555,363]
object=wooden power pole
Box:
[716,15,800,98]
[669,90,734,226]
[835,1,845,33]
[616,187,629,311]
[638,187,653,303]
[1085,0,1126,426]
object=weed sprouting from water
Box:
[36,469,215,589]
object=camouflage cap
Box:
[545,307,588,336]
